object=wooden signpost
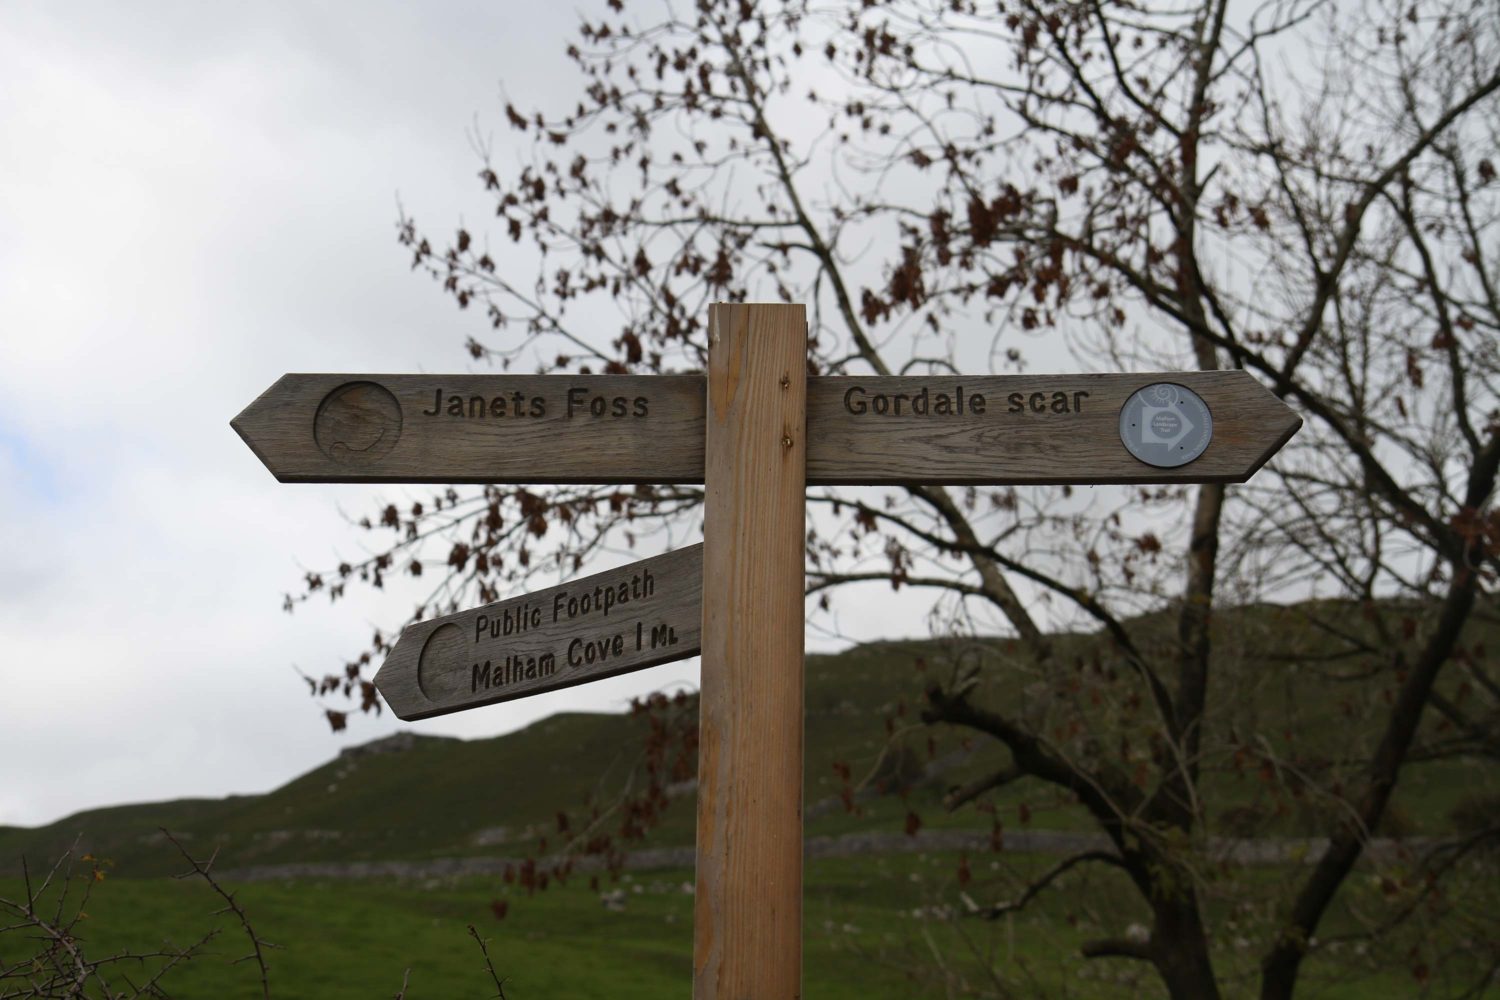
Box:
[234,302,1301,998]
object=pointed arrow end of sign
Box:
[1236,375,1303,480]
[371,659,395,706]
[371,631,409,697]
[230,412,284,484]
[372,623,431,722]
[231,375,302,483]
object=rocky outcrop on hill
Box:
[337,731,458,759]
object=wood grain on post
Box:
[694,303,806,999]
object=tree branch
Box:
[969,850,1127,920]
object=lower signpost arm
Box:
[694,302,807,999]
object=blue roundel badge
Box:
[1119,383,1213,468]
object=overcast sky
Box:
[0,0,942,828]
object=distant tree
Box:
[297,0,1499,996]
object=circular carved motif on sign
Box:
[1118,382,1213,468]
[313,381,402,464]
[416,622,467,703]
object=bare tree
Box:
[296,0,1498,995]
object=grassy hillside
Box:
[0,638,986,876]
[3,598,1494,879]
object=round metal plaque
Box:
[1119,382,1213,468]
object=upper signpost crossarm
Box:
[232,371,1299,486]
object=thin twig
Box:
[161,828,276,1000]
[467,924,508,999]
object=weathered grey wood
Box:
[374,545,702,721]
[694,303,806,999]
[807,372,1298,485]
[233,371,1299,486]
[232,374,705,484]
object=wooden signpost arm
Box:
[694,303,807,999]
[232,372,1300,487]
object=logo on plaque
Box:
[1119,383,1213,468]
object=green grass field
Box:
[6,849,1492,999]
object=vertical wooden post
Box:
[694,303,807,999]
